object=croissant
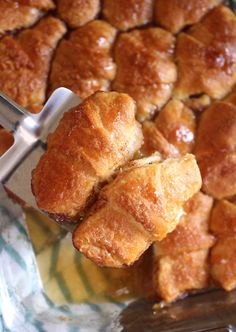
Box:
[49,20,117,100]
[112,27,177,121]
[0,0,55,35]
[57,0,100,28]
[102,0,154,31]
[154,0,223,34]
[0,16,66,112]
[73,154,202,268]
[32,91,143,222]
[174,6,236,100]
[153,192,214,302]
[141,99,195,158]
[195,101,236,199]
[210,200,236,291]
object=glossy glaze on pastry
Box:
[195,101,236,199]
[0,16,66,112]
[57,0,100,28]
[142,99,195,157]
[102,0,154,31]
[0,0,55,34]
[32,91,143,221]
[153,192,214,302]
[73,154,201,267]
[49,20,117,99]
[210,200,236,291]
[113,28,177,121]
[174,6,236,100]
[154,0,223,34]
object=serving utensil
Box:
[0,88,81,229]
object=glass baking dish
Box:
[1,1,236,331]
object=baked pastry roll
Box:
[195,101,236,199]
[174,6,236,100]
[73,154,202,267]
[211,236,236,291]
[154,0,223,34]
[153,250,210,303]
[141,99,195,157]
[112,28,177,121]
[102,0,154,31]
[49,20,116,99]
[210,200,236,291]
[57,0,100,28]
[0,129,14,157]
[0,16,66,112]
[0,0,55,35]
[153,192,214,302]
[32,91,143,222]
[155,192,214,256]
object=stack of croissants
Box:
[1,0,236,303]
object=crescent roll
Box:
[174,6,236,100]
[141,99,196,158]
[0,16,66,112]
[0,0,55,35]
[112,27,177,121]
[154,0,223,34]
[48,20,117,100]
[73,154,202,267]
[102,0,154,31]
[210,200,236,291]
[32,91,143,222]
[57,0,100,28]
[195,101,236,199]
[153,192,214,302]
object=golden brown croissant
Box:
[153,192,214,302]
[57,0,100,28]
[48,20,117,100]
[153,250,210,302]
[73,154,202,267]
[32,91,143,222]
[0,0,55,35]
[210,200,236,291]
[154,0,223,34]
[0,16,66,112]
[174,6,236,100]
[102,0,154,31]
[141,122,180,159]
[112,27,177,121]
[141,99,196,157]
[195,101,236,199]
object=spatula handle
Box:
[0,92,27,132]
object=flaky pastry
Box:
[32,91,143,222]
[102,0,154,31]
[0,0,55,34]
[0,16,66,112]
[57,0,100,28]
[73,154,201,267]
[142,99,195,157]
[153,192,214,302]
[174,6,236,100]
[153,249,210,302]
[210,200,236,291]
[49,20,117,99]
[195,101,236,199]
[154,0,223,34]
[112,27,177,121]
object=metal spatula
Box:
[0,88,81,229]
